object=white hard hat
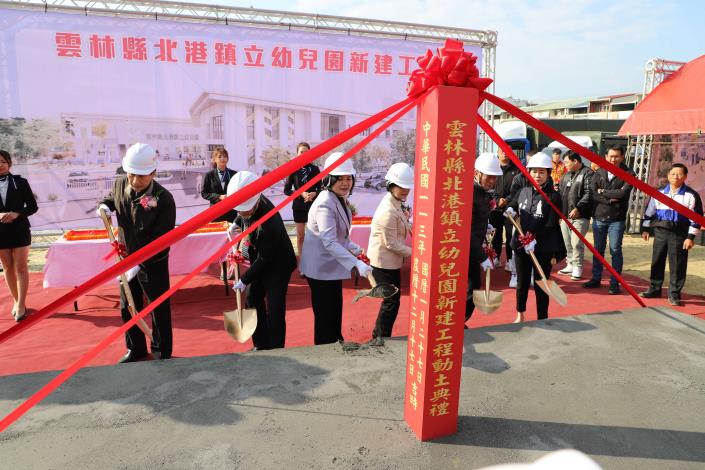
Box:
[324,151,356,176]
[122,143,157,175]
[226,171,261,211]
[385,162,414,189]
[475,152,503,176]
[526,152,553,169]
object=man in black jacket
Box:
[98,143,176,363]
[489,148,521,274]
[229,171,297,349]
[583,145,634,294]
[557,151,593,280]
[465,153,502,323]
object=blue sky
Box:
[183,0,704,102]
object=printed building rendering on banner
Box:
[0,9,482,229]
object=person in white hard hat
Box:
[97,142,176,363]
[366,162,413,340]
[227,171,297,350]
[504,152,565,323]
[299,151,372,345]
[465,152,503,324]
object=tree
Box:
[261,146,291,170]
[0,118,64,162]
[368,144,392,168]
[390,129,416,166]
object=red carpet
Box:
[1,262,704,377]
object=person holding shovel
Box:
[299,152,373,345]
[97,143,176,363]
[228,171,297,350]
[367,162,414,339]
[505,152,564,323]
[465,152,503,323]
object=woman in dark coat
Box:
[0,150,38,321]
[200,147,237,222]
[283,142,321,257]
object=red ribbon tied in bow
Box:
[356,253,371,265]
[103,240,128,260]
[227,250,246,266]
[406,38,494,97]
[518,232,536,248]
[483,244,497,263]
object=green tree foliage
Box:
[390,129,416,166]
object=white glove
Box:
[227,223,241,237]
[355,260,373,277]
[503,207,516,219]
[486,223,495,237]
[232,279,246,292]
[116,265,140,283]
[481,258,494,271]
[523,239,537,254]
[96,204,111,218]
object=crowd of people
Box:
[0,141,702,364]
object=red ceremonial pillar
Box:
[404,86,478,441]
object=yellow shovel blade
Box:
[224,307,258,343]
[536,279,568,306]
[472,289,504,314]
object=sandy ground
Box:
[22,228,705,296]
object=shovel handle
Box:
[367,271,377,288]
[506,214,549,282]
[98,208,153,342]
[485,267,491,297]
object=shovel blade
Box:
[351,283,398,303]
[472,289,504,314]
[351,289,372,303]
[536,280,568,306]
[224,307,258,343]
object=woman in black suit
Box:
[201,147,238,222]
[0,150,38,321]
[283,142,321,256]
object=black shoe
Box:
[639,289,661,299]
[668,296,681,306]
[608,285,620,295]
[159,353,172,360]
[118,350,148,363]
[582,279,601,289]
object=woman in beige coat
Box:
[367,162,413,339]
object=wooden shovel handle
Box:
[485,267,491,297]
[506,214,549,282]
[367,271,377,288]
[98,208,153,342]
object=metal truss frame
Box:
[625,58,685,233]
[0,1,498,147]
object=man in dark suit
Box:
[98,143,176,363]
[229,171,297,350]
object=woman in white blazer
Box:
[299,152,373,345]
[367,163,413,339]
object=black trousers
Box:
[371,266,401,338]
[514,250,553,320]
[650,227,689,298]
[489,211,514,262]
[307,277,343,345]
[464,259,482,322]
[247,272,291,350]
[120,258,172,357]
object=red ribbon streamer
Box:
[102,241,128,261]
[482,92,705,229]
[406,38,493,98]
[0,96,422,433]
[0,95,417,348]
[356,253,371,265]
[483,245,497,263]
[478,115,646,307]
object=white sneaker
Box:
[505,258,514,273]
[509,273,517,288]
[571,266,583,280]
[558,264,572,275]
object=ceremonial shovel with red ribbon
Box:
[98,208,153,341]
[506,213,568,306]
[351,253,399,303]
[223,229,257,343]
[472,227,504,314]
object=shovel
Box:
[507,214,568,306]
[98,208,153,342]
[351,271,399,303]
[472,268,504,314]
[223,258,258,343]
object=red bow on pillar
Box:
[406,38,493,98]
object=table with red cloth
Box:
[43,229,229,289]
